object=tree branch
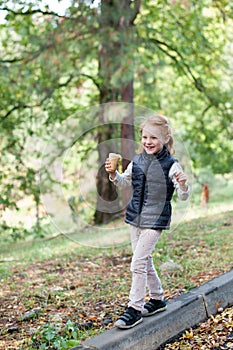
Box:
[79,73,101,90]
[2,75,74,120]
[0,6,98,23]
[144,36,221,110]
[1,71,101,121]
[0,7,64,18]
[0,49,42,64]
[130,0,141,25]
[2,104,29,120]
[149,38,205,90]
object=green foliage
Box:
[0,0,233,224]
[31,320,80,350]
[0,218,52,243]
[0,220,28,242]
[135,0,233,173]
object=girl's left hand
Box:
[175,172,188,191]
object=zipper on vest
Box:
[137,158,152,226]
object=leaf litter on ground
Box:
[0,210,232,349]
[161,307,233,350]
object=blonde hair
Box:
[139,114,174,155]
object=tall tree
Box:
[0,0,233,226]
[94,0,140,223]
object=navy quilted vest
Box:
[125,146,175,230]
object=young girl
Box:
[105,114,190,329]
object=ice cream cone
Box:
[109,153,121,172]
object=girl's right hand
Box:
[105,158,116,179]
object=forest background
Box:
[0,0,233,246]
[1,1,233,349]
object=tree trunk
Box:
[121,81,135,211]
[94,0,141,224]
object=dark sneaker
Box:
[115,307,143,329]
[142,299,167,317]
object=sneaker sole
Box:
[115,317,143,329]
[142,305,167,317]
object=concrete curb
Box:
[72,269,233,350]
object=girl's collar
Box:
[142,146,168,159]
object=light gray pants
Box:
[128,226,164,311]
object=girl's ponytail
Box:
[166,134,174,155]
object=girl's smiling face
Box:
[141,126,165,154]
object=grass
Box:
[0,206,233,349]
[1,172,233,349]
